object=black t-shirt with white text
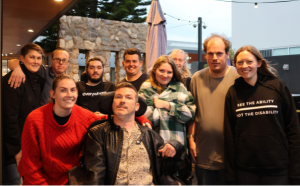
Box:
[76,81,115,112]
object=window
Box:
[260,49,272,57]
[272,48,288,56]
[289,47,300,55]
[2,60,8,76]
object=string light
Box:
[163,13,198,24]
[216,0,299,3]
[215,0,299,8]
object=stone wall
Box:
[57,15,148,83]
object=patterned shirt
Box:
[138,80,196,146]
[115,123,153,185]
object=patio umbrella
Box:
[145,0,167,74]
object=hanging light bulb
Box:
[178,19,180,22]
[164,13,166,15]
[254,3,258,8]
[189,21,191,25]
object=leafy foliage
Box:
[98,0,151,23]
[34,0,151,52]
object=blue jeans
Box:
[195,166,226,185]
[3,163,21,185]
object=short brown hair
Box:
[51,48,69,59]
[86,57,104,69]
[21,43,44,57]
[115,82,138,102]
[123,48,142,61]
[233,45,278,77]
[203,33,231,53]
[49,73,76,103]
[148,55,183,94]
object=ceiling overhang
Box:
[3,0,81,55]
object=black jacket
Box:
[83,119,185,185]
[2,62,45,164]
[224,74,300,182]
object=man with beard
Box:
[76,57,115,113]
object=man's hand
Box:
[142,122,152,129]
[94,111,104,117]
[158,143,176,157]
[15,150,22,167]
[189,138,197,163]
[8,66,25,89]
[153,97,170,111]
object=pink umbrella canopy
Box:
[145,0,167,74]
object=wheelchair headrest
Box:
[98,91,147,117]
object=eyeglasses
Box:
[52,58,69,64]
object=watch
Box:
[187,134,194,138]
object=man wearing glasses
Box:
[7,48,70,106]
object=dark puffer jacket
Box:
[83,119,185,185]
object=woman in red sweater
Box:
[18,74,103,185]
[18,74,151,185]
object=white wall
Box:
[232,1,300,51]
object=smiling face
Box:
[171,52,186,71]
[112,87,139,117]
[155,62,173,86]
[236,50,262,86]
[50,79,78,113]
[51,50,70,75]
[86,60,103,84]
[122,54,143,77]
[20,50,42,73]
[205,37,229,76]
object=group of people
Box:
[2,33,300,185]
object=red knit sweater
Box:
[18,103,102,185]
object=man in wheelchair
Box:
[69,82,186,185]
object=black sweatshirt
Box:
[2,63,45,164]
[76,81,115,112]
[224,74,300,182]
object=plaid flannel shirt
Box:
[138,80,196,147]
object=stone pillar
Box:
[115,49,126,84]
[86,50,111,82]
[142,53,147,74]
[68,49,79,81]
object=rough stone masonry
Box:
[57,15,148,83]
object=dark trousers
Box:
[3,163,21,185]
[195,166,226,185]
[177,156,193,184]
[237,169,289,185]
